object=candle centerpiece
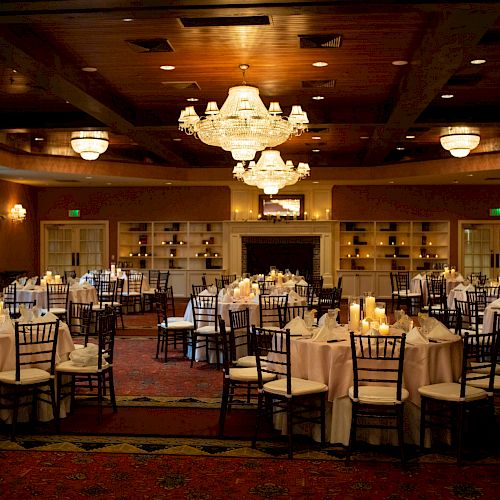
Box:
[348,297,361,332]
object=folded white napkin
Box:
[199,289,213,296]
[413,274,422,280]
[69,343,99,366]
[296,279,308,286]
[406,326,429,345]
[22,283,36,290]
[311,324,348,342]
[288,290,301,302]
[285,316,310,336]
[427,322,458,341]
[463,284,475,291]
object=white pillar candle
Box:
[349,303,360,331]
[379,323,390,335]
[233,287,240,299]
[46,270,52,277]
[40,278,46,286]
[364,295,376,320]
[361,319,370,334]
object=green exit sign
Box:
[68,209,80,217]
[490,208,500,217]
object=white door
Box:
[460,222,500,280]
[41,221,109,277]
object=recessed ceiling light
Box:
[391,60,408,66]
[470,59,486,65]
[312,149,320,153]
[186,97,199,102]
[389,181,395,184]
[82,67,98,72]
[34,137,44,141]
[466,173,474,177]
[312,96,324,100]
[312,61,328,67]
[453,180,459,184]
[160,65,175,71]
[106,182,112,185]
[396,146,405,151]
[165,182,172,185]
[172,138,182,142]
[441,94,454,99]
[405,135,415,139]
[122,18,134,22]
[360,136,370,140]
[312,181,319,184]
[311,136,321,140]
[85,176,93,179]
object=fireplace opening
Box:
[242,236,320,276]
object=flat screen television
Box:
[259,194,304,219]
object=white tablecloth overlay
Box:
[0,315,75,423]
[483,300,500,334]
[272,326,462,446]
[411,273,463,306]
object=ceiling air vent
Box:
[299,34,342,49]
[126,38,174,53]
[447,74,482,86]
[302,79,336,89]
[179,16,270,27]
[479,29,500,45]
[161,81,201,90]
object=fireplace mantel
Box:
[225,220,335,286]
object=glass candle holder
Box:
[363,292,376,322]
[348,297,361,332]
[374,302,386,322]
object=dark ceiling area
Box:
[0,1,499,186]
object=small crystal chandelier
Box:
[233,149,310,195]
[70,131,109,160]
[10,203,27,222]
[178,64,308,161]
[440,128,480,158]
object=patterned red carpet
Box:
[2,450,499,499]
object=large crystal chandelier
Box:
[233,149,310,195]
[178,64,308,161]
[70,131,109,160]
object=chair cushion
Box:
[466,374,500,390]
[160,320,194,330]
[348,385,409,405]
[49,307,67,315]
[263,377,327,397]
[73,343,85,350]
[236,355,268,368]
[0,368,51,385]
[168,316,188,323]
[195,325,218,335]
[418,382,487,402]
[228,367,275,382]
[470,362,500,375]
[56,359,110,374]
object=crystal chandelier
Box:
[440,129,480,158]
[70,131,109,160]
[178,64,308,161]
[233,149,310,195]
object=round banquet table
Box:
[0,314,75,424]
[272,328,463,447]
[411,273,464,306]
[15,283,98,309]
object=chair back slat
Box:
[259,294,288,327]
[228,308,252,361]
[191,293,218,331]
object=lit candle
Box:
[361,319,370,334]
[46,270,52,277]
[233,287,240,299]
[54,274,61,284]
[40,278,46,286]
[375,305,386,322]
[349,303,360,331]
[117,268,122,276]
[379,323,390,335]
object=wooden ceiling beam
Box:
[0,25,190,166]
[363,8,498,166]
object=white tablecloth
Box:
[411,273,463,306]
[483,301,500,334]
[273,328,462,446]
[0,315,75,423]
[16,284,98,309]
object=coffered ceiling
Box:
[0,1,499,186]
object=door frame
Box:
[40,220,109,275]
[458,220,500,278]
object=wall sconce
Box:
[10,203,27,222]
